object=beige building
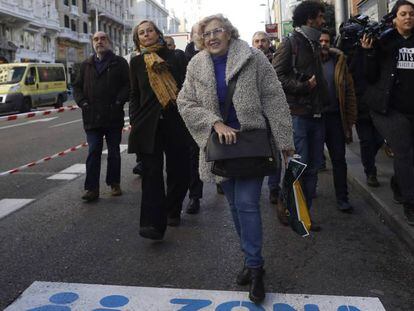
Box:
[55,0,91,82]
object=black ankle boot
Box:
[186,198,200,214]
[248,267,265,303]
[236,266,251,285]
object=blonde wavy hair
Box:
[195,14,240,50]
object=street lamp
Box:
[260,1,272,24]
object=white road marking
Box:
[0,117,58,130]
[47,164,86,180]
[0,199,34,220]
[5,281,386,311]
[60,164,86,174]
[49,118,82,128]
[102,144,128,155]
[47,173,78,180]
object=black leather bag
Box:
[206,75,278,178]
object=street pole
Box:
[267,0,272,23]
[95,6,99,32]
[334,0,346,33]
[278,0,283,41]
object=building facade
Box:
[89,0,132,56]
[55,0,91,83]
[130,0,169,33]
[0,0,60,63]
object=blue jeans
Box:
[85,127,122,191]
[292,115,325,209]
[221,177,264,268]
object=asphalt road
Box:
[0,100,129,199]
[0,104,413,310]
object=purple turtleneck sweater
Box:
[212,53,240,129]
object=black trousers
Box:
[188,139,203,199]
[324,113,348,202]
[371,110,414,204]
[355,117,383,177]
[140,119,190,232]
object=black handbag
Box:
[205,74,279,178]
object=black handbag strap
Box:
[222,73,240,123]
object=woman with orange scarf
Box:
[128,20,191,240]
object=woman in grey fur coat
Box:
[177,14,294,303]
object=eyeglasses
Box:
[201,28,226,39]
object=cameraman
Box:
[361,0,414,225]
[340,26,384,188]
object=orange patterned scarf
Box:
[140,43,178,108]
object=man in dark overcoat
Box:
[73,31,130,202]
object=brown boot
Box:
[110,184,122,196]
[276,199,289,226]
[81,190,99,202]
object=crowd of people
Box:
[72,0,414,304]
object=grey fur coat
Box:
[177,39,294,183]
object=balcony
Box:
[15,48,54,63]
[70,5,79,17]
[58,28,91,44]
[58,28,80,42]
[78,33,90,43]
[0,0,33,22]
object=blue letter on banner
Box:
[216,301,265,311]
[170,298,212,310]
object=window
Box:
[42,36,51,52]
[5,27,12,41]
[72,0,77,6]
[83,22,88,34]
[64,0,69,5]
[64,15,70,28]
[38,67,66,82]
[71,19,76,32]
[82,0,87,13]
[23,31,35,50]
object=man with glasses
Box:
[73,31,130,202]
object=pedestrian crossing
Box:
[1,145,128,220]
[0,199,34,219]
[5,281,386,311]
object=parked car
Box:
[0,63,68,113]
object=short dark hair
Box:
[292,1,325,27]
[321,28,332,41]
[391,0,414,18]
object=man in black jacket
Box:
[183,23,205,213]
[73,31,130,202]
[274,1,328,229]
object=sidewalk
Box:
[345,138,414,251]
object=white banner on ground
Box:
[5,281,386,311]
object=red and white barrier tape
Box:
[0,142,88,176]
[0,125,131,176]
[0,105,79,122]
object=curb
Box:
[345,146,414,252]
